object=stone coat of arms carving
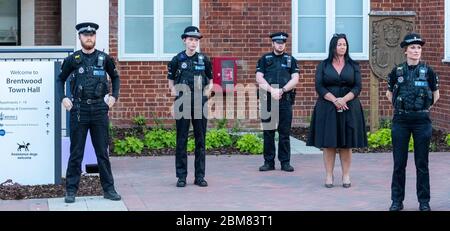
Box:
[370,17,414,80]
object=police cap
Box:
[270,32,288,44]
[400,33,425,48]
[181,26,203,39]
[76,22,99,35]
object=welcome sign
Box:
[0,61,61,185]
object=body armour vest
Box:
[263,53,292,88]
[393,62,433,111]
[175,52,209,91]
[71,50,108,99]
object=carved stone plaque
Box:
[369,11,415,80]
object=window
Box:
[119,0,199,61]
[445,0,450,62]
[292,0,369,60]
[0,0,20,45]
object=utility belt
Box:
[258,90,296,105]
[178,76,207,91]
[72,97,104,105]
[395,109,429,115]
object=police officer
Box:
[57,22,121,203]
[256,32,299,172]
[167,26,212,187]
[386,33,440,211]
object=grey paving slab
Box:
[47,196,127,211]
[289,136,322,154]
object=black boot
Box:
[419,202,431,211]
[389,201,404,211]
[194,178,208,187]
[176,178,186,187]
[281,163,294,172]
[104,190,122,201]
[259,164,275,171]
[64,192,76,203]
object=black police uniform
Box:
[56,22,121,201]
[167,26,212,187]
[387,34,439,210]
[256,32,299,171]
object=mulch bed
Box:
[0,175,102,200]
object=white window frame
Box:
[444,0,450,62]
[292,0,370,61]
[118,0,200,61]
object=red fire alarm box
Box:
[212,57,238,92]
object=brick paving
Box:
[1,153,449,211]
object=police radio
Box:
[286,56,291,68]
[97,55,105,67]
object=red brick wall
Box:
[35,0,61,45]
[108,0,449,131]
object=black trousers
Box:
[66,101,115,193]
[391,112,432,203]
[261,97,293,166]
[175,96,208,180]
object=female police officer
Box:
[386,33,440,211]
[167,26,213,187]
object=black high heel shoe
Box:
[324,175,334,188]
[342,176,351,188]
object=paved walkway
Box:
[1,151,450,211]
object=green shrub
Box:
[231,119,241,133]
[187,138,195,152]
[205,129,233,150]
[379,118,392,129]
[113,139,128,155]
[144,129,176,149]
[151,111,165,129]
[408,137,414,152]
[368,128,415,152]
[446,134,450,147]
[132,115,147,127]
[216,118,228,129]
[367,128,392,149]
[430,142,437,152]
[109,122,117,139]
[113,136,144,155]
[236,134,263,154]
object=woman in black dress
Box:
[307,34,367,188]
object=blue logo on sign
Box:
[0,129,5,136]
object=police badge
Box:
[181,62,188,69]
[78,67,84,74]
[398,76,404,83]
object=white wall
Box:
[75,0,110,53]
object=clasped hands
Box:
[269,87,284,100]
[333,97,349,111]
